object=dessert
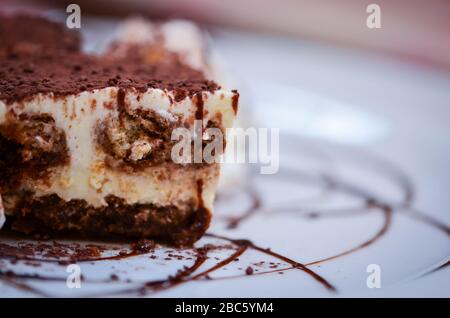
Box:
[0,15,238,245]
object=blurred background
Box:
[2,0,450,69]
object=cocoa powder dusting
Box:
[0,15,220,105]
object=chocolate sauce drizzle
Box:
[0,140,449,296]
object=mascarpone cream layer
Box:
[0,87,235,209]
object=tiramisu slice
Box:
[0,15,238,245]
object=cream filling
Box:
[0,87,235,209]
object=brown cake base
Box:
[5,194,211,246]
